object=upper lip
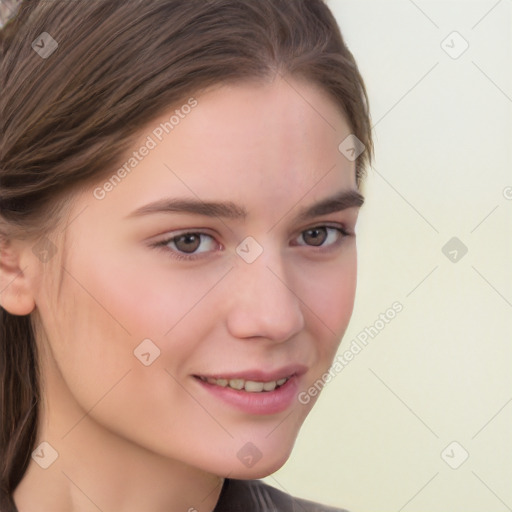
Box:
[194,364,308,382]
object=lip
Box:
[193,364,307,415]
[195,364,308,383]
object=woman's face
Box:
[30,76,363,478]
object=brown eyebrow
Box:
[126,189,364,221]
[295,189,364,222]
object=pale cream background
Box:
[264,1,512,511]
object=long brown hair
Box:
[0,1,373,509]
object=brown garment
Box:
[212,479,348,512]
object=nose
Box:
[225,251,305,343]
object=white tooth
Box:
[263,381,277,391]
[216,378,228,387]
[276,378,287,386]
[244,380,265,392]
[207,377,217,384]
[229,379,245,390]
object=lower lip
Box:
[195,376,300,415]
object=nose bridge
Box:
[225,246,305,342]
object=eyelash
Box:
[150,225,352,262]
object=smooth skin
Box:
[1,76,363,512]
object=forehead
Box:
[83,77,357,221]
[145,78,350,173]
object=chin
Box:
[222,452,291,480]
[215,433,297,480]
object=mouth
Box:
[195,375,291,393]
[192,365,307,415]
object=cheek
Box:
[72,246,227,340]
[37,251,213,441]
[59,248,233,394]
[296,248,357,337]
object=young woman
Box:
[0,1,373,510]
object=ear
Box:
[0,234,36,316]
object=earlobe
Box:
[0,236,36,316]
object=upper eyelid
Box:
[146,207,356,241]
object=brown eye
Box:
[302,227,328,246]
[173,233,202,253]
[294,226,349,249]
[152,231,220,262]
